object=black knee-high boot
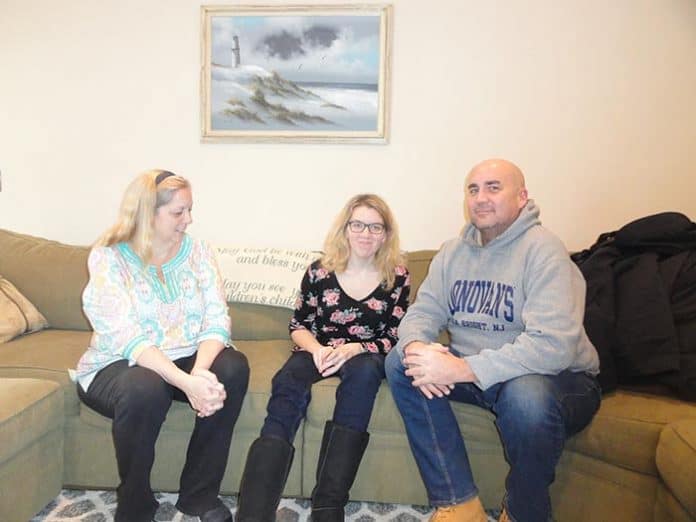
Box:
[310,421,370,521]
[236,436,294,522]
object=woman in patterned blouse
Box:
[237,194,410,522]
[72,170,248,522]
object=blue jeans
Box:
[385,349,601,522]
[261,350,385,442]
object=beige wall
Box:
[1,0,695,252]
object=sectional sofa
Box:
[0,227,695,522]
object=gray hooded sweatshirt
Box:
[396,200,600,390]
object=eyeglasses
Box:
[347,220,386,235]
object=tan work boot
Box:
[429,496,488,522]
[498,508,511,522]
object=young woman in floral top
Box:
[237,194,411,522]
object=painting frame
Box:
[200,4,392,143]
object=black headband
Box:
[155,171,176,185]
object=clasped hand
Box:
[312,343,362,377]
[403,342,461,400]
[185,368,227,417]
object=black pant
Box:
[78,348,249,522]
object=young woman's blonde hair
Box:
[321,194,405,289]
[95,169,190,263]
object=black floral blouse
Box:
[289,260,411,354]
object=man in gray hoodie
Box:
[385,159,600,522]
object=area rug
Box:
[31,490,501,521]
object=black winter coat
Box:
[572,212,696,401]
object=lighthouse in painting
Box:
[231,35,240,68]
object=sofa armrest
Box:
[656,418,696,519]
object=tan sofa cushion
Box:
[404,250,437,299]
[655,482,695,522]
[0,329,90,416]
[228,303,293,340]
[0,229,90,330]
[0,276,48,343]
[567,390,696,475]
[0,378,63,465]
[656,418,696,517]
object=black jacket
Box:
[572,212,696,401]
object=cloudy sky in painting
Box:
[211,14,382,84]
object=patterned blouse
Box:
[289,260,411,354]
[71,235,230,390]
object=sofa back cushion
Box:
[406,250,438,299]
[0,229,90,330]
[228,302,293,340]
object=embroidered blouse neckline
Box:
[117,235,192,272]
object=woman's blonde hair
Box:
[321,194,405,289]
[95,169,190,263]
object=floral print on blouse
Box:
[289,260,410,354]
[71,235,230,390]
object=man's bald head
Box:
[466,159,526,190]
[464,159,529,245]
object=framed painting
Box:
[200,4,392,143]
